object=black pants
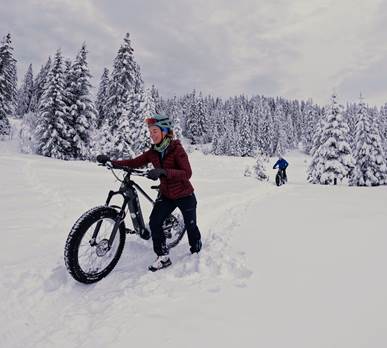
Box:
[149,193,201,256]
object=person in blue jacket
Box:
[273,156,289,182]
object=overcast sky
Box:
[1,0,387,106]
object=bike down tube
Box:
[125,184,150,238]
[132,182,155,204]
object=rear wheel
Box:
[164,211,186,249]
[64,206,126,284]
[275,172,282,186]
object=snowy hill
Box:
[1,133,387,348]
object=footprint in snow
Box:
[43,265,68,292]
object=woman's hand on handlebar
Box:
[146,168,167,180]
[96,154,110,165]
[97,155,153,177]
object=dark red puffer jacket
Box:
[111,140,194,200]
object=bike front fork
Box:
[88,190,128,249]
[89,212,125,249]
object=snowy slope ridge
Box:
[1,134,387,348]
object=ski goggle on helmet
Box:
[145,114,172,129]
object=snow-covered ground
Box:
[1,124,387,348]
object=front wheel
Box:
[64,206,126,284]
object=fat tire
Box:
[64,206,126,284]
[165,213,186,249]
[275,173,281,186]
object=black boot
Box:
[190,239,202,254]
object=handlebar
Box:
[98,161,149,178]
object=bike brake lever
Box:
[131,169,148,177]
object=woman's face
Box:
[148,125,164,144]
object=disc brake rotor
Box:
[95,239,110,257]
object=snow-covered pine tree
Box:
[0,33,17,137]
[0,100,10,138]
[150,84,161,113]
[211,104,227,155]
[179,92,190,137]
[180,91,192,139]
[168,96,183,139]
[15,86,23,117]
[249,95,262,150]
[62,58,73,105]
[289,100,301,148]
[213,103,234,155]
[380,103,387,156]
[211,126,221,154]
[307,94,354,185]
[306,112,326,183]
[29,57,51,113]
[300,100,318,154]
[186,92,208,144]
[309,109,326,156]
[129,62,149,155]
[253,156,269,181]
[108,101,136,159]
[228,128,239,156]
[219,100,236,155]
[95,68,109,128]
[343,102,358,149]
[64,43,96,159]
[101,33,140,158]
[133,86,153,154]
[64,59,71,75]
[276,98,295,150]
[236,103,253,156]
[15,64,34,118]
[203,95,217,143]
[257,99,275,156]
[141,87,156,118]
[110,62,145,160]
[0,34,17,111]
[227,102,244,156]
[0,75,11,137]
[350,97,387,186]
[273,101,287,156]
[244,150,269,181]
[35,49,72,159]
[19,111,39,153]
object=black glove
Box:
[96,154,110,165]
[147,168,167,181]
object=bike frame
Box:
[90,170,155,248]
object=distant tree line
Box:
[1,32,386,185]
